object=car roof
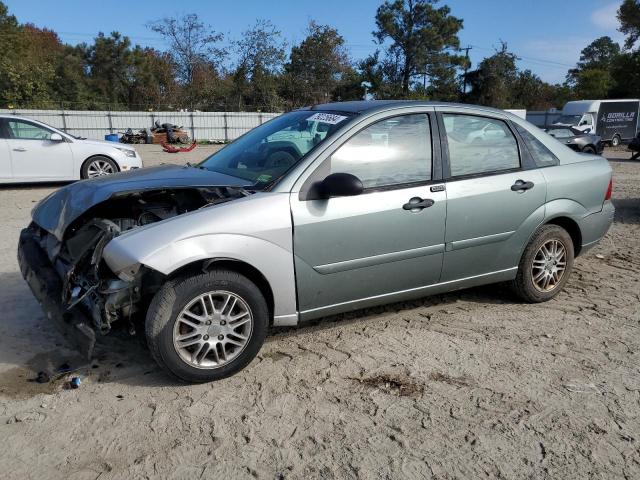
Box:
[307,100,509,116]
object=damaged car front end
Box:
[18,107,350,382]
[18,165,251,358]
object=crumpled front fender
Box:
[102,192,298,326]
[138,233,297,324]
[104,232,297,325]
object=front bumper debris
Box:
[18,227,96,359]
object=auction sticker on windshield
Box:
[307,113,348,124]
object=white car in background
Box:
[0,115,142,183]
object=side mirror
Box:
[307,172,363,200]
[584,128,591,133]
[50,133,64,142]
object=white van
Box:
[554,99,640,146]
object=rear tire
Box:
[145,269,269,383]
[511,225,574,303]
[611,134,621,148]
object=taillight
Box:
[604,177,613,201]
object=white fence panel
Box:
[0,109,283,141]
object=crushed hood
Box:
[32,164,251,240]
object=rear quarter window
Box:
[515,124,559,167]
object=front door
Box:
[438,112,547,282]
[0,119,14,179]
[5,119,73,179]
[290,112,447,319]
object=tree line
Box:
[0,0,638,112]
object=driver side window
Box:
[323,114,432,189]
[7,120,53,140]
[580,115,593,126]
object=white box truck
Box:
[553,99,640,146]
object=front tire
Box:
[582,145,596,154]
[81,155,118,179]
[511,225,574,303]
[145,269,269,383]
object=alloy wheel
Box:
[87,159,115,177]
[172,291,253,369]
[531,239,567,292]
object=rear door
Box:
[290,111,447,318]
[5,119,73,180]
[437,110,547,282]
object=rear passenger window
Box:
[326,114,432,189]
[514,124,559,167]
[442,114,519,177]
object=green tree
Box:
[610,51,640,98]
[566,36,620,96]
[373,0,465,95]
[573,69,613,99]
[128,47,178,109]
[84,32,133,108]
[0,4,61,107]
[618,0,640,50]
[282,21,352,107]
[148,14,226,85]
[52,45,93,108]
[232,19,286,110]
[611,1,640,98]
[465,42,518,108]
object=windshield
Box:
[554,115,581,126]
[199,110,353,188]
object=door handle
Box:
[403,197,435,211]
[13,147,27,152]
[511,180,534,192]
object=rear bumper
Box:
[18,226,96,358]
[579,202,615,255]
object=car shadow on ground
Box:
[612,198,640,225]
[0,181,72,191]
[0,268,523,391]
[269,282,520,341]
[607,156,640,165]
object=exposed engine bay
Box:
[27,187,247,338]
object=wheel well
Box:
[167,259,275,323]
[545,217,582,256]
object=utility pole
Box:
[461,45,472,96]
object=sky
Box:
[3,0,627,84]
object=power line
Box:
[468,44,575,68]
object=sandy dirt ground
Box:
[0,145,638,479]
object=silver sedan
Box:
[18,101,614,382]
